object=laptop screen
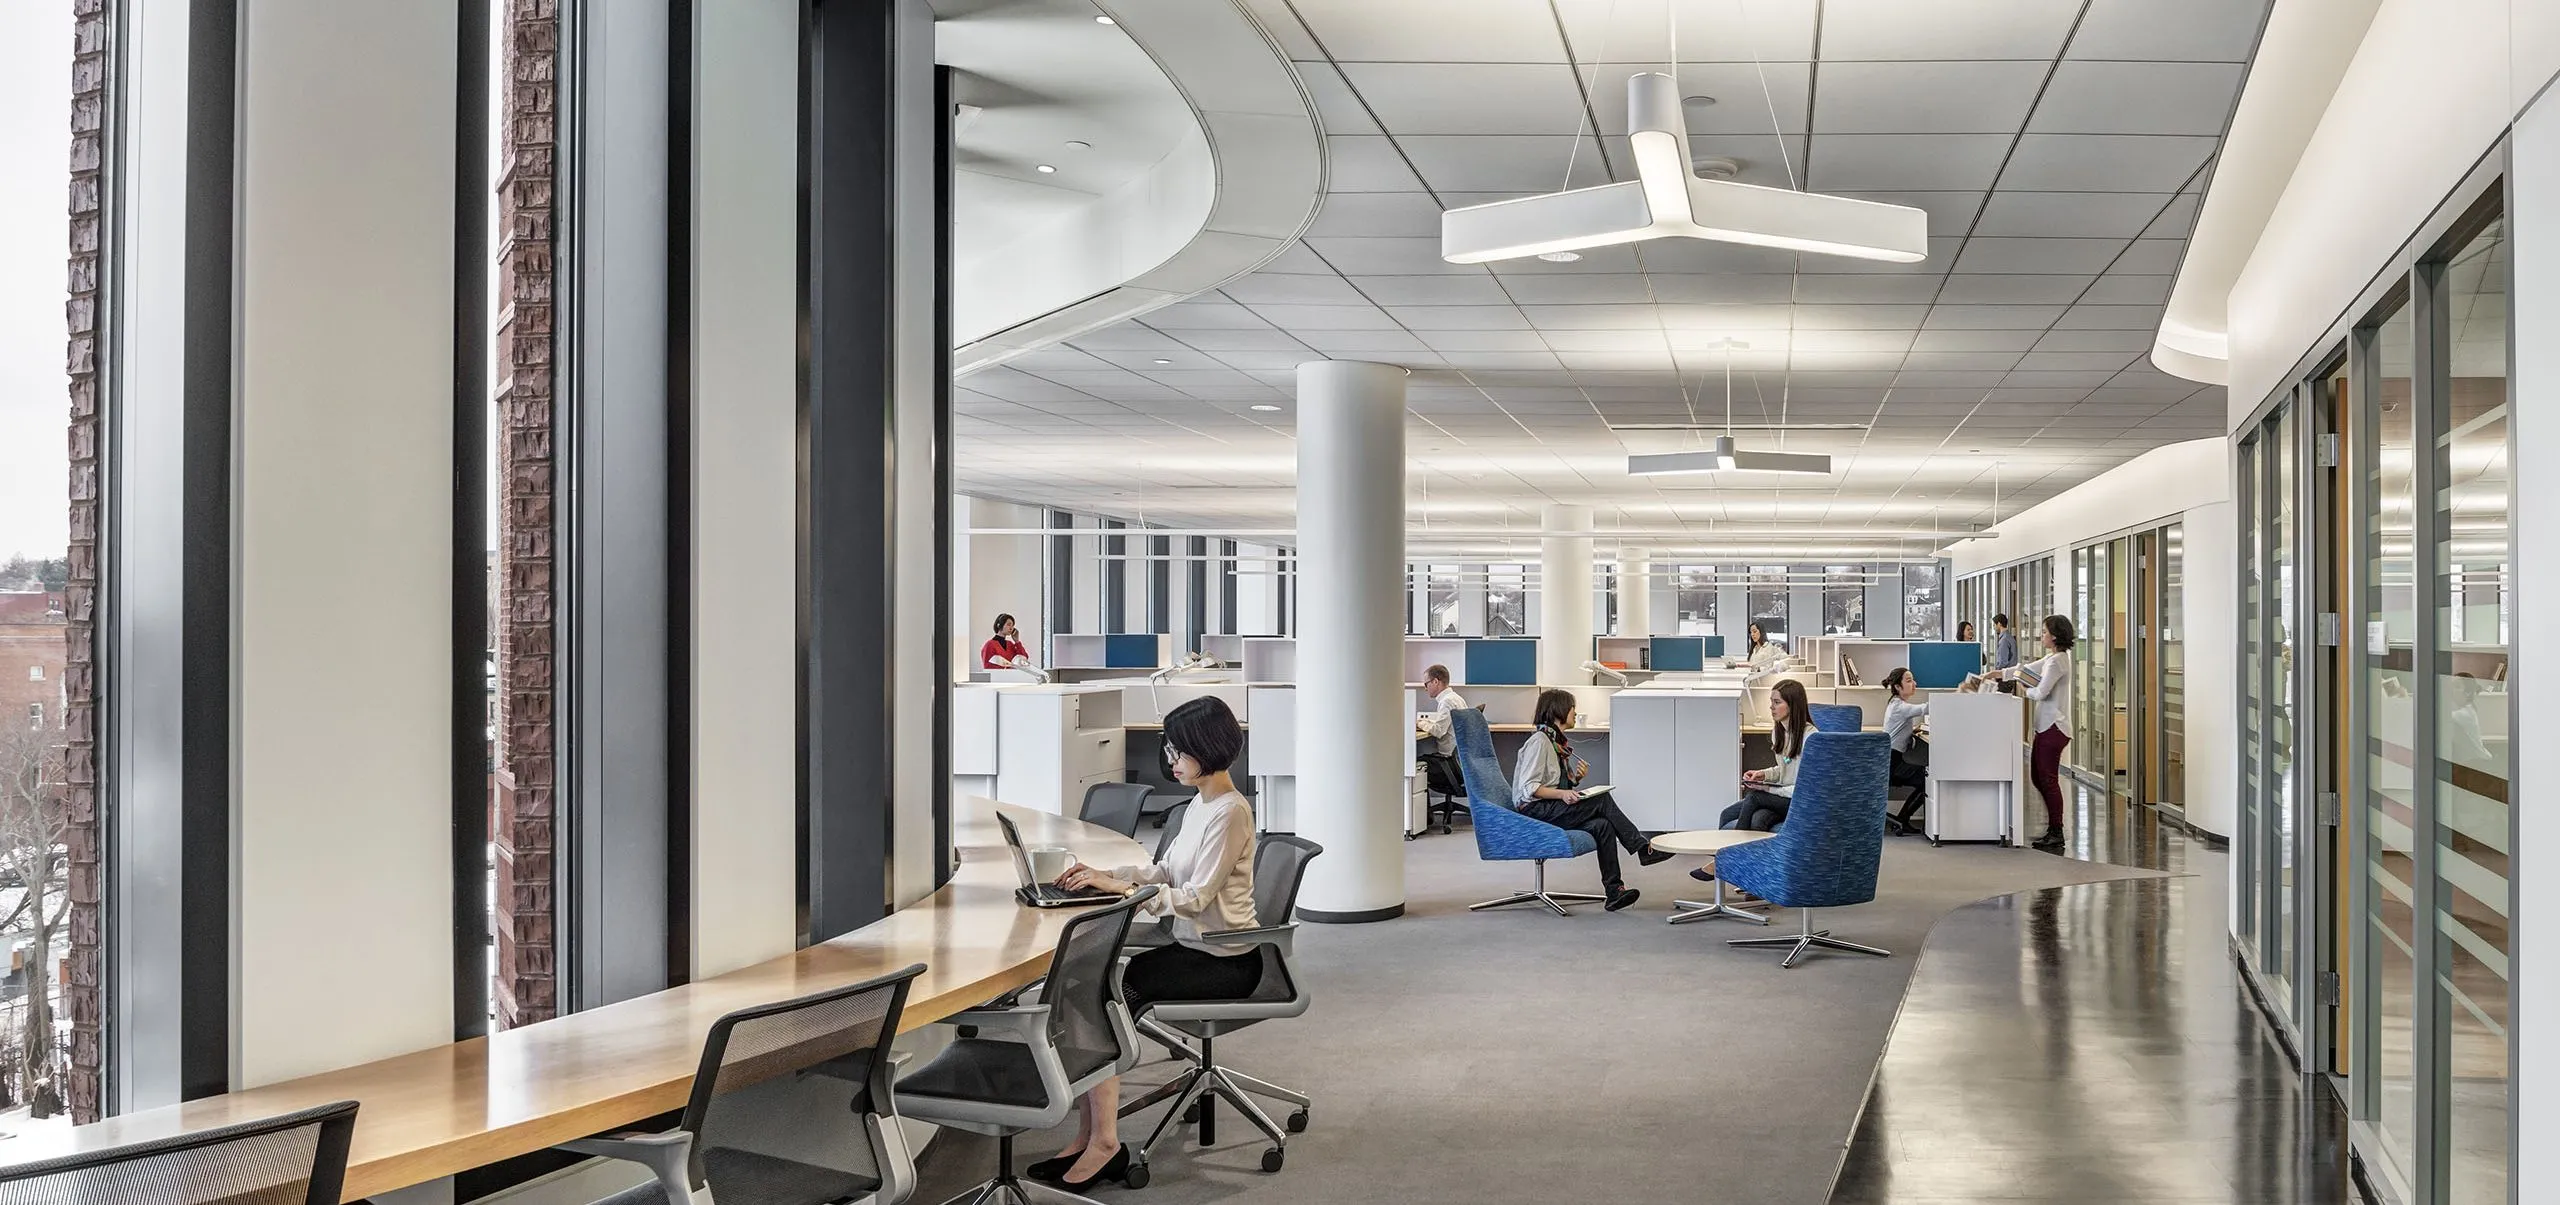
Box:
[995,812,1035,888]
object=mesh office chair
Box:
[0,1099,357,1205]
[1118,834,1321,1182]
[1077,782,1152,839]
[574,963,927,1205]
[896,888,1154,1205]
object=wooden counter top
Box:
[5,799,1146,1201]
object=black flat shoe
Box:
[1637,845,1675,867]
[1604,886,1641,912]
[1059,1145,1132,1191]
[1688,866,1716,883]
[2032,830,2066,851]
[1027,1151,1085,1182]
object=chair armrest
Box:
[558,1131,692,1203]
[944,1004,1051,1042]
[1201,922,1297,956]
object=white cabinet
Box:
[1925,691,2024,845]
[994,685,1126,816]
[1611,689,1742,832]
[952,684,1003,802]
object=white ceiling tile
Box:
[2032,329,2155,354]
[1913,329,2045,353]
[1210,350,1321,371]
[2079,274,2174,305]
[1240,303,1401,329]
[1814,61,2047,133]
[1951,237,2127,275]
[1894,371,2007,388]
[1790,329,1917,354]
[2029,61,2247,136]
[1326,137,1428,191]
[1658,304,1796,331]
[1794,352,1913,372]
[1973,191,2178,239]
[1417,329,1551,351]
[1302,236,1480,274]
[2055,304,2165,330]
[1818,0,2080,60]
[1348,275,1516,306]
[1642,274,1800,304]
[1806,134,2014,191]
[1555,0,1819,63]
[1936,274,2096,304]
[1521,304,1665,329]
[1901,351,2025,372]
[1576,62,1813,135]
[1256,242,1339,274]
[1624,239,1802,275]
[1340,63,1590,135]
[1065,326,1190,352]
[1173,328,1313,352]
[1798,236,1967,273]
[1218,273,1373,305]
[1832,191,1983,237]
[2016,351,2138,373]
[1305,191,1449,238]
[1788,304,1933,331]
[1923,304,2068,329]
[1997,135,2217,192]
[1293,61,1380,134]
[2142,192,2203,239]
[2001,370,2120,388]
[2069,0,2270,62]
[2110,239,2186,275]
[1391,305,1535,330]
[1792,275,1946,304]
[1543,329,1671,352]
[1291,0,1569,62]
[1399,135,1615,193]
[1475,241,1651,273]
[1499,274,1666,305]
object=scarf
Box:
[1540,723,1582,787]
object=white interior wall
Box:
[688,0,799,978]
[2509,81,2559,1205]
[890,0,939,904]
[231,0,457,1085]
[955,496,1048,671]
[2224,0,2560,416]
[2178,501,2238,840]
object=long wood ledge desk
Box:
[5,799,1145,1202]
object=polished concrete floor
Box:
[1830,795,2365,1204]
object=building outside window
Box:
[1903,562,1944,639]
[1747,565,1788,641]
[1425,564,1459,636]
[1486,564,1525,637]
[1822,565,1864,636]
[1674,565,1715,634]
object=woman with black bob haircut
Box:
[1043,696,1258,1187]
[1509,687,1673,911]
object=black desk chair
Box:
[1415,704,1482,836]
[0,1100,357,1205]
[573,964,927,1205]
[1078,782,1153,839]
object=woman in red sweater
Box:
[980,613,1029,669]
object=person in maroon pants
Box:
[1999,614,2077,851]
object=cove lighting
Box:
[1441,73,1927,266]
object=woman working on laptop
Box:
[1042,695,1257,1189]
[1510,688,1674,912]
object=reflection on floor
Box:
[1831,797,2364,1204]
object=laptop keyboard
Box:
[1024,883,1114,903]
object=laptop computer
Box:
[996,812,1121,909]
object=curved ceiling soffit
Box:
[953,0,1326,376]
[2151,0,2384,387]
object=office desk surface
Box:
[5,799,1146,1202]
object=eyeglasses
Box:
[1162,742,1184,766]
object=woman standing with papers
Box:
[1996,615,2075,851]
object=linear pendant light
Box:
[1628,339,1833,477]
[1441,73,1928,265]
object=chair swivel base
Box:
[1468,860,1608,917]
[1119,1031,1298,1178]
[1667,877,1770,926]
[933,1134,1117,1205]
[1727,910,1891,968]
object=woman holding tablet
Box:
[1510,687,1672,911]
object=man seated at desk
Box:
[1414,663,1469,799]
[1511,688,1672,911]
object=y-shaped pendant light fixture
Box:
[1440,72,1928,265]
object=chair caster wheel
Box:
[1182,1101,1202,1125]
[1125,1159,1152,1189]
[1261,1148,1284,1173]
[1286,1108,1309,1133]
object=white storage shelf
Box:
[994,685,1127,817]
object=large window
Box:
[1485,564,1525,637]
[1746,565,1787,642]
[1424,564,1459,636]
[1673,565,1715,634]
[1902,562,1943,639]
[1821,566,1864,636]
[1,0,90,1125]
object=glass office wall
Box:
[2362,295,2420,1186]
[2158,525,2185,819]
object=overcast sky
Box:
[1,1,73,564]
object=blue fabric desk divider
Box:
[1648,637,1705,672]
[1699,635,1725,658]
[1907,641,1980,689]
[1464,639,1539,685]
[1104,634,1162,668]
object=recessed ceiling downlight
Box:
[1537,251,1582,263]
[1035,164,1057,174]
[1152,358,1173,365]
[1251,404,1281,412]
[1094,14,1115,24]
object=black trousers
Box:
[1890,749,1928,823]
[1719,789,1790,832]
[1517,794,1650,889]
[1122,941,1266,1016]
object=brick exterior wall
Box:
[63,0,107,1126]
[492,0,560,1030]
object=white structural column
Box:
[1293,361,1408,921]
[1617,546,1652,637]
[1539,504,1595,685]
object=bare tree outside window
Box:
[1823,565,1865,636]
[1486,564,1525,637]
[0,722,70,1120]
[1425,565,1459,636]
[1903,563,1945,640]
[1674,565,1715,634]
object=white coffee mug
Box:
[1029,845,1075,884]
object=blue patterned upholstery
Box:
[1715,730,1887,909]
[1451,709,1596,862]
[1808,703,1863,733]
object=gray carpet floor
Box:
[913,831,2166,1205]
